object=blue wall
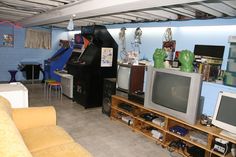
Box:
[106,18,236,116]
[0,25,67,81]
[1,18,236,115]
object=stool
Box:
[44,79,56,99]
[48,82,63,101]
[8,70,18,82]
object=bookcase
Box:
[111,95,236,157]
[224,40,236,87]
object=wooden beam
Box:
[143,10,178,20]
[200,2,236,16]
[187,3,223,17]
[22,0,64,7]
[21,0,205,27]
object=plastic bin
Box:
[229,45,236,58]
[223,72,236,87]
[227,59,236,73]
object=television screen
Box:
[212,91,236,138]
[117,65,131,92]
[81,26,94,35]
[152,72,190,113]
[194,44,225,59]
[144,66,202,125]
[215,96,236,126]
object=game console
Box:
[118,103,133,112]
[152,117,165,127]
[213,138,230,154]
[121,116,133,125]
[189,131,208,146]
[169,125,189,136]
[151,129,163,140]
[140,113,157,121]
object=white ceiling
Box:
[0,0,236,29]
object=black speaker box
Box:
[102,78,116,116]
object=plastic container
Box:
[227,59,236,72]
[229,45,236,58]
[223,72,236,87]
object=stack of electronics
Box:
[168,140,205,157]
[151,129,163,140]
[128,90,145,105]
[116,64,146,105]
[140,113,157,121]
[169,125,189,136]
[189,131,208,146]
[168,140,187,152]
[152,117,165,127]
[213,138,231,155]
[140,113,165,127]
[193,44,225,82]
[118,103,134,113]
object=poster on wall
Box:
[101,47,113,67]
[162,40,176,60]
[2,34,14,47]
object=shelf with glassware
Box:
[110,95,236,157]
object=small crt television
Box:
[117,64,145,93]
[212,91,236,139]
[117,64,131,92]
[144,66,203,125]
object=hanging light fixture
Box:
[67,14,76,31]
[67,18,74,31]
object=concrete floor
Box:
[26,83,170,157]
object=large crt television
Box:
[144,66,202,125]
[212,91,236,139]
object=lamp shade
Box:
[67,18,74,31]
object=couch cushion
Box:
[32,142,92,157]
[0,96,12,116]
[0,110,32,157]
[21,125,74,152]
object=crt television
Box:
[117,64,145,93]
[212,91,236,139]
[117,64,131,92]
[144,66,203,125]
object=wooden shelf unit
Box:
[111,95,236,157]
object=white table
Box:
[0,82,28,108]
[54,71,73,99]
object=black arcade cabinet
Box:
[67,25,118,108]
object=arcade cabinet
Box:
[44,40,73,81]
[67,25,118,108]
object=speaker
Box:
[129,65,145,94]
[127,65,145,104]
[102,78,116,116]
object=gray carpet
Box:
[26,83,169,157]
